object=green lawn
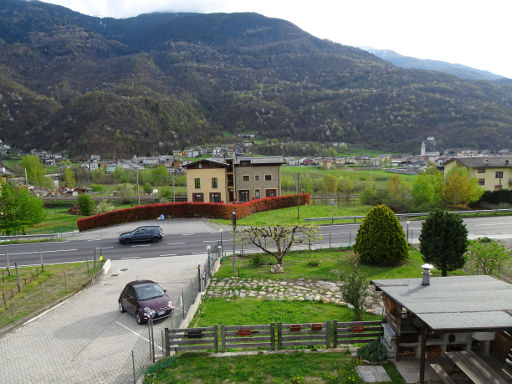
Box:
[214,204,373,226]
[215,248,463,282]
[26,208,83,234]
[144,351,405,384]
[191,298,381,327]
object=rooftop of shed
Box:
[372,275,512,332]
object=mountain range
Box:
[1,0,512,157]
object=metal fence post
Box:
[132,350,136,384]
[182,291,185,320]
[197,264,201,292]
[164,328,170,356]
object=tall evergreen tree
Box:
[354,204,408,266]
[419,209,468,276]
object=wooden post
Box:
[5,250,10,276]
[39,246,44,272]
[270,322,275,351]
[419,324,427,384]
[221,324,226,353]
[325,320,331,349]
[333,320,338,348]
[164,328,170,356]
[277,322,282,350]
[15,262,21,292]
[214,325,219,353]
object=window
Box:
[495,185,503,190]
[478,178,485,186]
[239,190,249,202]
[477,168,485,173]
[255,175,259,181]
[255,189,260,198]
[265,174,272,181]
[211,177,218,188]
[496,171,504,178]
[209,193,221,203]
[242,175,249,182]
[194,178,201,189]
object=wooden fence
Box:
[221,324,275,352]
[278,322,330,349]
[164,325,218,354]
[333,320,383,347]
[165,320,383,356]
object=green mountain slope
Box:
[0,0,511,157]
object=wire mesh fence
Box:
[0,255,104,329]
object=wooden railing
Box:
[164,320,383,356]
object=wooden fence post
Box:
[277,322,282,350]
[221,324,226,353]
[15,262,21,292]
[333,320,338,348]
[214,324,219,353]
[270,322,275,351]
[325,320,330,349]
[164,328,170,356]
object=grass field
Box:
[215,248,464,282]
[0,261,103,329]
[191,298,381,327]
[143,351,405,384]
[26,208,84,234]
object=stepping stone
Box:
[356,366,391,383]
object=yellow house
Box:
[183,157,283,203]
[443,156,512,191]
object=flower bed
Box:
[77,193,310,231]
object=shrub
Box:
[89,184,104,192]
[339,271,370,321]
[354,204,408,266]
[143,182,153,195]
[77,194,95,216]
[250,253,266,267]
[94,200,115,215]
[306,260,319,267]
[358,340,387,362]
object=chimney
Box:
[421,264,434,286]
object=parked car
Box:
[118,226,163,244]
[118,280,174,324]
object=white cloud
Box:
[30,0,512,78]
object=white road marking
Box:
[0,249,78,256]
[202,240,218,243]
[180,233,195,236]
[102,246,114,250]
[115,321,163,351]
[167,242,185,245]
[121,257,141,260]
[87,239,102,242]
[159,253,177,257]
[130,244,150,247]
[474,223,509,226]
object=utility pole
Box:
[296,173,300,220]
[232,212,236,273]
[136,169,140,205]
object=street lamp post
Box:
[207,245,211,277]
[144,307,156,362]
[232,211,236,274]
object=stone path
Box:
[206,277,384,314]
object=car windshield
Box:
[134,283,165,301]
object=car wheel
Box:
[136,311,143,325]
[119,302,125,313]
[151,236,160,242]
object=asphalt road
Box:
[2,215,512,267]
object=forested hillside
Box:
[1,0,511,157]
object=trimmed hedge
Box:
[77,194,310,231]
[479,189,512,205]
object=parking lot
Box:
[0,254,207,384]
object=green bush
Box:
[358,340,387,362]
[306,260,319,267]
[77,194,95,216]
[354,204,408,266]
[89,184,104,192]
[250,253,266,267]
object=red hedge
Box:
[77,193,310,231]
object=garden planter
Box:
[290,324,302,332]
[311,323,323,331]
[237,329,252,336]
[350,326,365,333]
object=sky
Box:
[34,0,512,79]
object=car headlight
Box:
[168,301,173,309]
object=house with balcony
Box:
[443,156,512,191]
[183,156,283,203]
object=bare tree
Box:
[239,224,321,270]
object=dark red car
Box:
[118,280,174,324]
